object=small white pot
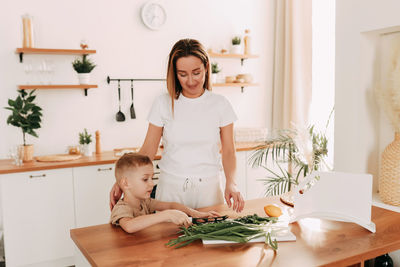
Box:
[81,144,92,157]
[211,73,218,84]
[78,73,90,84]
[230,44,242,54]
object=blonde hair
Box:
[115,153,153,182]
[166,38,212,113]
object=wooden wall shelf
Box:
[18,84,98,96]
[209,52,258,65]
[213,83,259,93]
[16,48,96,62]
[208,52,258,59]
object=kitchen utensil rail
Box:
[107,76,165,84]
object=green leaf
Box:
[7,99,15,107]
[29,130,38,138]
[26,95,36,102]
[15,96,23,109]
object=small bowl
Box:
[236,74,253,83]
[233,78,245,83]
[225,76,235,83]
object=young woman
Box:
[110,39,244,212]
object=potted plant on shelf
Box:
[231,36,242,54]
[5,89,42,162]
[211,62,221,84]
[79,128,92,156]
[72,54,96,84]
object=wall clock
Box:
[141,1,167,30]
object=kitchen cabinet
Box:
[73,164,115,228]
[0,168,75,267]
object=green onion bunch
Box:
[166,214,278,250]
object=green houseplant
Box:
[211,63,221,84]
[249,125,330,198]
[72,54,96,84]
[5,89,42,162]
[231,36,242,54]
[79,128,92,156]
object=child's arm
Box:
[154,201,221,219]
[119,210,191,233]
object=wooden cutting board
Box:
[35,154,82,162]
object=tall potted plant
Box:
[5,90,42,162]
[72,54,96,84]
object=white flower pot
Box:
[78,73,90,84]
[81,144,92,156]
[230,44,242,54]
[211,73,218,84]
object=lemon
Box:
[263,205,282,217]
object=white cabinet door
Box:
[0,168,75,267]
[73,164,115,228]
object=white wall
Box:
[335,0,400,263]
[0,0,274,158]
[311,0,335,168]
[335,0,400,181]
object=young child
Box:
[110,153,221,233]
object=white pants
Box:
[155,171,224,209]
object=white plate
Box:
[202,229,296,245]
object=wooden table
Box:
[70,198,400,267]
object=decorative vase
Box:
[230,44,241,54]
[81,144,92,157]
[379,132,400,206]
[78,73,90,84]
[21,144,34,162]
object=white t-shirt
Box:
[147,89,237,178]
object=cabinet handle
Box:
[152,177,159,180]
[29,174,46,179]
[98,167,112,172]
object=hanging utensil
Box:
[116,80,125,122]
[130,80,136,119]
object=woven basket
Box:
[379,132,400,206]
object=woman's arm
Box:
[220,123,244,212]
[139,123,163,160]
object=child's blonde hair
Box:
[115,153,153,182]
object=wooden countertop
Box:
[0,142,266,174]
[70,198,400,267]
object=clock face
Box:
[141,2,167,30]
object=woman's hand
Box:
[224,182,244,213]
[109,182,122,211]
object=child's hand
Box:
[162,210,192,227]
[191,210,221,218]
